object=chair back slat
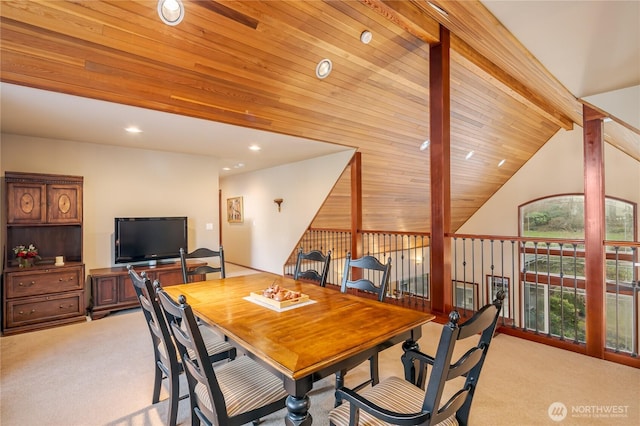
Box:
[294,248,331,286]
[456,304,499,340]
[180,246,225,283]
[340,252,391,301]
[446,346,483,380]
[435,387,470,421]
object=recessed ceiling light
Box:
[360,30,372,44]
[125,126,142,133]
[498,159,506,167]
[428,2,449,17]
[233,163,245,169]
[420,140,430,151]
[157,0,184,26]
[249,144,261,151]
[316,59,332,79]
[222,167,231,171]
[465,150,474,160]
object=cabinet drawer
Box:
[6,292,84,327]
[6,267,83,298]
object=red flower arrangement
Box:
[13,244,40,267]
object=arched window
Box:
[518,194,636,352]
[520,194,635,241]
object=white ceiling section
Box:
[0,83,350,174]
[1,1,639,173]
[482,0,639,127]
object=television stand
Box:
[88,260,206,319]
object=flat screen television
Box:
[114,217,188,264]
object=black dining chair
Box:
[155,283,288,426]
[293,248,332,286]
[334,252,392,406]
[180,246,225,283]
[127,265,236,426]
[328,291,505,426]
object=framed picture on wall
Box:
[453,281,478,311]
[227,196,243,223]
[486,275,509,317]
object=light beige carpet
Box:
[2,271,639,425]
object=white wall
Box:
[1,134,222,272]
[1,134,352,277]
[583,85,640,130]
[455,126,640,306]
[459,126,640,236]
[220,150,354,274]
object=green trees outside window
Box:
[520,195,636,353]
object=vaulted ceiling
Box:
[1,0,638,233]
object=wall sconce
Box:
[274,198,284,212]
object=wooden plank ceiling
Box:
[1,0,637,233]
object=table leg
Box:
[285,394,312,425]
[401,339,420,385]
[334,369,346,407]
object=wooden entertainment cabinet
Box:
[2,172,85,335]
[88,261,205,319]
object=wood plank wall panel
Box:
[2,0,636,237]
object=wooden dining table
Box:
[164,272,435,425]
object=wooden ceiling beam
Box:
[451,36,574,131]
[358,0,440,44]
[409,1,583,123]
[361,0,573,131]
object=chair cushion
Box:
[328,376,458,426]
[194,355,288,417]
[189,324,235,360]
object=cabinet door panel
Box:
[95,276,118,306]
[155,269,185,286]
[7,183,46,223]
[47,184,82,224]
[118,276,138,303]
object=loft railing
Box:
[284,229,431,309]
[285,228,639,364]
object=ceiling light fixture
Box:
[427,2,449,17]
[125,126,142,133]
[249,144,261,151]
[222,167,231,171]
[315,59,332,79]
[498,159,506,167]
[360,30,372,44]
[157,0,184,26]
[465,150,474,160]
[420,140,430,151]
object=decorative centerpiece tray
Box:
[249,284,309,309]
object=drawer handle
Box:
[18,309,36,315]
[18,281,36,286]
